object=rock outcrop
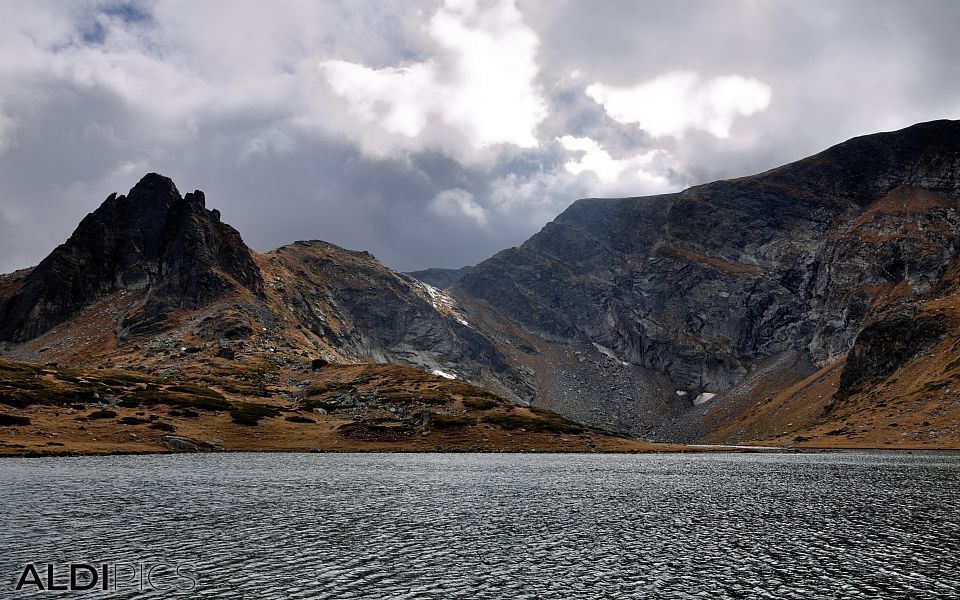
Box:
[0,173,262,342]
[260,241,515,387]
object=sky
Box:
[1,0,959,274]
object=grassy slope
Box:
[0,359,687,456]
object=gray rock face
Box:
[453,120,960,438]
[162,435,219,452]
[265,241,515,385]
[835,310,949,402]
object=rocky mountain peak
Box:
[127,172,181,201]
[0,174,262,342]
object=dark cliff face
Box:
[454,120,960,437]
[0,173,263,342]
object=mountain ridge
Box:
[2,119,960,449]
[450,119,960,443]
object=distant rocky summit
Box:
[406,266,473,290]
[2,120,959,449]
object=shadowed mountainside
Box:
[451,119,960,445]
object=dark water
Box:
[1,452,959,599]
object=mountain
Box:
[2,120,960,450]
[0,174,262,342]
[0,174,520,393]
[0,176,596,455]
[450,119,960,446]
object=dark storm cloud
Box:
[1,0,959,274]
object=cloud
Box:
[585,71,772,139]
[319,0,547,156]
[430,188,488,226]
[1,0,960,277]
[0,108,14,153]
[559,135,667,185]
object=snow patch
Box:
[593,343,630,367]
[412,280,470,326]
[432,369,457,380]
[694,392,717,406]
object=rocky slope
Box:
[451,119,960,444]
[0,174,520,399]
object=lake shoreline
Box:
[3,445,959,458]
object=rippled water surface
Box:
[2,452,959,599]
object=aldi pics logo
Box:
[14,562,197,593]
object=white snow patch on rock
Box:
[593,343,630,366]
[432,369,457,380]
[411,280,470,326]
[694,392,717,406]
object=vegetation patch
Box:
[442,381,499,399]
[338,418,413,441]
[166,384,225,400]
[0,392,36,408]
[49,389,102,404]
[462,397,498,411]
[185,396,233,411]
[96,371,157,384]
[305,382,356,397]
[285,415,316,424]
[230,402,280,426]
[921,378,955,392]
[197,376,270,397]
[379,388,450,405]
[431,414,475,428]
[0,413,31,426]
[482,411,584,434]
[0,363,53,407]
[0,360,43,376]
[87,409,118,420]
[149,422,176,432]
[125,390,231,411]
